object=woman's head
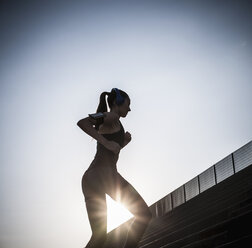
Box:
[96,88,131,118]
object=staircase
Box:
[105,141,252,247]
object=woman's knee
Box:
[88,232,107,247]
[93,232,107,240]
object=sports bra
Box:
[100,120,125,147]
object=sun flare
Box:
[106,194,134,232]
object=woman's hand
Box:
[104,140,122,154]
[123,131,132,147]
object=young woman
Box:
[77,88,152,248]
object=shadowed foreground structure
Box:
[104,141,252,247]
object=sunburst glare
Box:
[106,194,133,232]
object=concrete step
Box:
[215,234,252,247]
[139,209,252,248]
[140,192,252,245]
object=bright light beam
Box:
[106,194,133,232]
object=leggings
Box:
[81,166,152,248]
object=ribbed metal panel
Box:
[185,176,199,201]
[215,154,234,183]
[199,166,216,193]
[155,200,163,217]
[172,185,185,208]
[149,204,157,218]
[161,194,172,214]
[233,141,252,172]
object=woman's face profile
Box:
[119,97,131,117]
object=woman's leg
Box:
[82,170,108,248]
[107,172,153,248]
[84,195,107,248]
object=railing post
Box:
[183,184,186,202]
[213,164,217,185]
[171,192,174,210]
[231,153,236,174]
[198,175,200,193]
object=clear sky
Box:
[1,0,252,247]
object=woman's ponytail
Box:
[94,91,109,130]
[96,92,109,113]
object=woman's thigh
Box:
[107,172,150,217]
[82,169,108,235]
[82,167,109,201]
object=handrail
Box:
[149,140,252,218]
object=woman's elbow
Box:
[77,118,93,131]
[77,120,82,127]
[77,120,82,128]
[77,119,87,130]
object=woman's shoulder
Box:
[98,112,121,134]
[103,112,120,125]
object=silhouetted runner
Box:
[77,88,152,248]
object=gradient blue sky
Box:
[1,0,252,247]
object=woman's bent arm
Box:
[77,116,123,154]
[77,117,108,146]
